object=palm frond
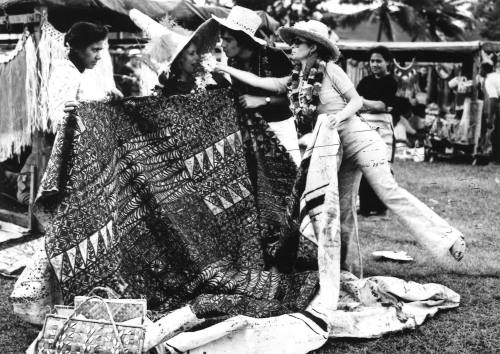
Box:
[339,0,373,5]
[336,9,374,29]
[390,6,423,39]
[380,11,394,41]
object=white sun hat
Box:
[279,20,340,60]
[211,5,266,46]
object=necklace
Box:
[287,58,326,136]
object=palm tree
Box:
[335,0,475,41]
[472,0,500,40]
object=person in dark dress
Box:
[151,20,229,97]
[158,39,229,97]
[356,45,397,216]
[212,6,300,165]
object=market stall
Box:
[335,40,500,164]
[0,0,164,229]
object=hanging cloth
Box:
[346,59,369,88]
[0,31,38,160]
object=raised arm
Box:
[215,62,289,93]
[323,62,363,126]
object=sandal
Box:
[449,236,466,261]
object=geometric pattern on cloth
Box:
[34,88,319,319]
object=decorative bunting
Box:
[51,253,64,281]
[184,156,195,177]
[203,198,224,215]
[66,247,77,270]
[215,139,225,159]
[79,239,88,265]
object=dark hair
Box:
[412,103,426,117]
[221,28,260,51]
[369,45,391,62]
[316,43,334,61]
[480,62,493,77]
[64,22,109,50]
[294,35,334,62]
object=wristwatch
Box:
[265,97,271,105]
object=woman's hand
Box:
[214,61,229,73]
[239,95,265,109]
[327,113,339,129]
[106,87,124,101]
[63,100,79,113]
[316,113,338,129]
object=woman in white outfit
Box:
[215,20,466,267]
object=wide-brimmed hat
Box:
[129,9,219,74]
[211,6,266,46]
[278,20,340,60]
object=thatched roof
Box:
[0,0,182,32]
[0,0,277,38]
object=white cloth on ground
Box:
[153,271,459,353]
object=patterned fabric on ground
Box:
[10,244,62,325]
[34,88,322,319]
[162,271,459,353]
[0,237,44,277]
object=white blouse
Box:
[47,59,83,127]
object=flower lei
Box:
[193,53,218,92]
[287,59,326,136]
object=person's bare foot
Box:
[450,236,465,261]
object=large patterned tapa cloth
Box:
[34,88,323,319]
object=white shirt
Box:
[484,72,500,99]
[47,57,116,127]
[47,59,83,127]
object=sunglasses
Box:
[291,38,308,46]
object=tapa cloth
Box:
[163,271,459,353]
[33,88,327,318]
[18,88,460,353]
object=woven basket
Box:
[36,295,146,354]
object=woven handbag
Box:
[36,294,146,354]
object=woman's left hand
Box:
[214,61,229,73]
[327,113,339,129]
[239,95,264,109]
[106,87,124,101]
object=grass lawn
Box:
[1,160,499,354]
